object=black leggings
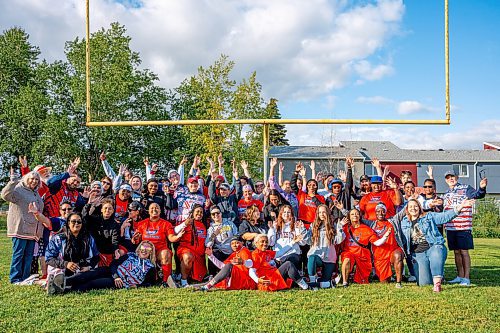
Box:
[207,249,231,276]
[209,263,233,285]
[278,261,301,282]
[66,267,113,292]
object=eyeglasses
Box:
[69,219,82,224]
[61,207,73,211]
[423,185,434,188]
[211,212,221,216]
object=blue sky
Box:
[1,0,498,149]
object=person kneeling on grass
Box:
[200,237,256,291]
[173,204,208,287]
[340,208,391,287]
[249,234,310,291]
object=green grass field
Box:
[0,234,498,333]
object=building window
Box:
[452,164,469,177]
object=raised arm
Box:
[100,152,117,180]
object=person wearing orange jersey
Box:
[237,185,264,220]
[249,234,309,291]
[359,176,401,222]
[132,203,180,288]
[369,203,404,288]
[173,204,208,287]
[199,237,257,291]
[340,208,391,287]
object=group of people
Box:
[1,152,487,294]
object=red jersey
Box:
[135,218,173,252]
[43,180,81,218]
[341,224,378,284]
[251,249,292,291]
[215,247,256,290]
[238,199,264,219]
[359,189,397,221]
[115,194,130,219]
[296,191,325,226]
[371,220,399,261]
[177,220,207,256]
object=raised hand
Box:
[72,157,81,168]
[180,156,188,166]
[457,199,475,212]
[340,217,349,226]
[426,165,434,179]
[279,162,284,172]
[82,186,92,199]
[346,156,354,168]
[143,157,149,166]
[309,160,316,170]
[270,157,278,168]
[206,156,214,169]
[240,160,249,170]
[333,200,344,211]
[386,176,397,189]
[295,162,302,173]
[67,163,77,176]
[119,164,127,175]
[299,164,306,178]
[217,153,224,166]
[479,178,488,189]
[194,155,201,167]
[151,163,158,172]
[28,202,39,214]
[18,155,28,168]
[100,152,107,161]
[338,170,347,183]
[371,158,380,169]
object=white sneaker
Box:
[18,274,39,286]
[459,278,471,286]
[448,276,463,284]
[334,275,341,286]
[407,275,417,282]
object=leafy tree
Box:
[265,98,289,147]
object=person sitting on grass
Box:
[249,234,310,291]
[340,208,391,287]
[305,204,346,288]
[173,204,208,287]
[45,213,101,295]
[398,198,474,292]
[200,237,256,291]
[132,203,180,288]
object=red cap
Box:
[187,176,199,183]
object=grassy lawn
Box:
[0,232,498,333]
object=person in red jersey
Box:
[173,204,207,287]
[249,234,309,291]
[199,237,257,291]
[132,203,180,287]
[359,176,401,222]
[340,208,391,287]
[237,184,264,219]
[369,203,405,288]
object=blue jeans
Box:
[307,255,335,282]
[412,244,447,286]
[10,237,36,283]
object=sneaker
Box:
[433,281,442,293]
[19,274,39,286]
[47,273,65,295]
[459,278,471,287]
[334,275,341,286]
[165,276,178,288]
[395,282,403,289]
[342,283,349,288]
[448,276,463,284]
[407,275,417,283]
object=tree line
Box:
[0,23,288,184]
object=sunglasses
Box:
[61,207,73,211]
[211,211,221,216]
[423,185,434,188]
[69,219,82,224]
[102,181,111,185]
[139,246,153,252]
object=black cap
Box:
[360,175,370,182]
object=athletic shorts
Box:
[446,230,474,250]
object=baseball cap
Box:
[187,176,199,183]
[219,183,230,190]
[370,176,383,183]
[360,175,370,182]
[444,170,457,178]
[328,178,343,189]
[119,184,132,191]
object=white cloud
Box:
[0,0,405,101]
[397,100,440,115]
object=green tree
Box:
[265,98,289,147]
